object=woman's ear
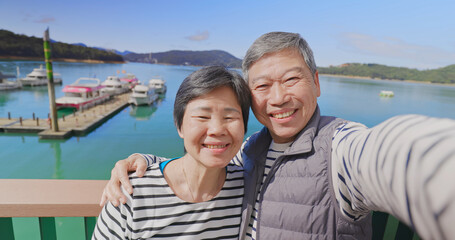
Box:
[177,127,184,139]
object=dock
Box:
[0,93,130,139]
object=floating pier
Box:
[0,93,130,139]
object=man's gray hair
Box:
[242,32,317,82]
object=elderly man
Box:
[101,32,455,239]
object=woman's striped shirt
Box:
[93,158,244,240]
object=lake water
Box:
[1,60,455,180]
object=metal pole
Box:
[43,28,59,132]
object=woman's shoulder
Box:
[127,154,167,182]
[226,162,244,179]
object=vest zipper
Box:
[256,153,288,238]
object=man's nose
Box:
[269,82,289,105]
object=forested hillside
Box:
[0,29,124,62]
[124,50,242,68]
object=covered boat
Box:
[128,84,158,106]
[56,78,109,110]
[120,73,139,89]
[148,77,166,95]
[101,76,130,96]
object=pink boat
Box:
[56,78,110,110]
[120,73,139,89]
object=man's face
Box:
[248,48,320,143]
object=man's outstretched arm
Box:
[332,115,455,240]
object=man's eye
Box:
[285,77,298,85]
[255,84,268,90]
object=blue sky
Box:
[1,0,454,69]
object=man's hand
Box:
[99,153,148,207]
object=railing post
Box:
[0,217,15,240]
[372,211,389,240]
[85,217,97,240]
[39,217,57,240]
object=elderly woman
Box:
[92,66,251,239]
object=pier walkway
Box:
[0,93,130,139]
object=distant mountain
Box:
[90,47,133,56]
[318,63,455,84]
[0,29,124,63]
[115,50,135,56]
[124,50,242,68]
[71,43,88,47]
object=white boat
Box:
[148,77,166,95]
[379,90,394,97]
[0,72,21,91]
[19,65,62,86]
[101,76,130,96]
[56,78,109,110]
[128,84,158,106]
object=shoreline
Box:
[0,56,125,64]
[320,73,455,87]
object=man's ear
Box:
[314,70,321,97]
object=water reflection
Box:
[129,99,162,121]
[37,139,66,179]
[50,141,63,179]
[0,92,13,107]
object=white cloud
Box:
[186,31,209,41]
[34,16,56,23]
[338,32,455,69]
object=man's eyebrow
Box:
[250,66,305,84]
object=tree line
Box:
[318,63,455,84]
[0,29,123,62]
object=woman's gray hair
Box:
[174,66,251,133]
[242,32,317,82]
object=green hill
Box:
[318,63,455,84]
[0,29,124,63]
[124,50,242,68]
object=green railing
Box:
[0,179,107,240]
[372,211,420,240]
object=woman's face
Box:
[178,86,245,169]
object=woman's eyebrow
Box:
[224,107,241,113]
[192,106,240,113]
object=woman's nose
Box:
[207,118,226,136]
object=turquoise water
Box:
[1,60,455,180]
